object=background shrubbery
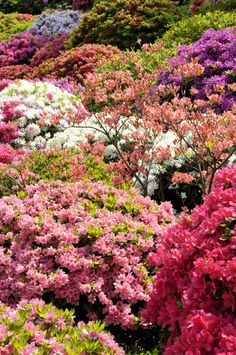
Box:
[67,0,190,49]
[0,12,35,42]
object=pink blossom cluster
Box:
[0,179,174,328]
[0,32,49,68]
[142,166,236,353]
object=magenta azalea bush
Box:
[0,32,49,68]
[142,166,236,353]
[157,28,236,112]
[0,179,174,328]
[0,299,124,354]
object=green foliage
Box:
[161,10,236,47]
[0,148,130,197]
[0,12,36,41]
[0,0,71,14]
[0,302,123,354]
[198,0,236,13]
[68,0,190,50]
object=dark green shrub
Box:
[68,0,190,50]
[0,0,71,14]
[161,10,236,47]
[0,12,36,41]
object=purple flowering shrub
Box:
[0,32,49,68]
[157,28,236,112]
[28,10,83,36]
[142,165,236,353]
[0,299,124,354]
[0,180,174,328]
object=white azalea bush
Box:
[0,80,87,149]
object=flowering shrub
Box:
[0,12,35,42]
[0,65,33,81]
[0,80,86,149]
[161,10,236,47]
[0,32,49,68]
[142,166,236,353]
[68,0,190,50]
[82,59,236,205]
[0,299,124,354]
[0,144,130,196]
[158,28,236,112]
[30,35,69,67]
[30,44,121,84]
[0,180,174,328]
[28,10,83,36]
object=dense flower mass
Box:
[157,28,236,112]
[28,10,83,36]
[30,44,122,84]
[0,32,49,68]
[0,179,174,327]
[0,12,35,42]
[0,300,124,354]
[143,166,236,353]
[0,80,86,149]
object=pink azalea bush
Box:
[0,32,49,68]
[142,166,236,353]
[0,299,124,354]
[0,179,174,328]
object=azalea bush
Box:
[0,299,124,354]
[157,28,236,112]
[0,32,49,68]
[0,143,130,196]
[67,0,190,50]
[0,80,86,149]
[30,35,69,67]
[30,44,121,84]
[0,65,31,80]
[161,10,236,47]
[0,179,174,328]
[142,165,236,353]
[82,60,236,206]
[0,12,35,42]
[28,10,83,36]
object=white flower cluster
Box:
[0,80,87,149]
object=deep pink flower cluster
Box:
[0,32,49,68]
[0,180,174,328]
[142,166,236,353]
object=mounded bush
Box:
[0,12,35,42]
[0,0,71,15]
[72,0,94,10]
[0,32,49,68]
[157,28,236,112]
[0,299,124,354]
[191,0,236,13]
[67,0,190,50]
[28,10,83,36]
[0,144,130,197]
[30,44,122,84]
[161,10,236,47]
[0,179,174,328]
[0,80,86,149]
[142,166,236,353]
